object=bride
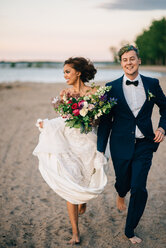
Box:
[33,57,108,244]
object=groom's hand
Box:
[154,127,165,143]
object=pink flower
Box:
[88,104,95,110]
[71,103,78,109]
[73,109,80,116]
[78,100,85,109]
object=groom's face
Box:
[120,50,141,80]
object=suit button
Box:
[132,131,134,134]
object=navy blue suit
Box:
[97,75,166,238]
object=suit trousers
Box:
[112,138,154,238]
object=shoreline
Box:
[0,75,165,92]
[0,65,165,86]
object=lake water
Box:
[0,67,164,84]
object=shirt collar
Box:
[123,74,141,83]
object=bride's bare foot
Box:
[129,236,142,244]
[69,233,80,245]
[78,203,86,215]
[116,196,126,211]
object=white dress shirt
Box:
[123,74,146,138]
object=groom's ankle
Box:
[125,229,134,239]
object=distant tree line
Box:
[110,17,166,65]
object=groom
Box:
[97,45,166,244]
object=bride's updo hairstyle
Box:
[64,57,97,83]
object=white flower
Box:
[83,96,90,101]
[148,90,155,101]
[51,96,59,104]
[80,108,88,117]
[83,101,88,108]
[94,110,102,119]
[103,107,107,113]
[95,85,112,97]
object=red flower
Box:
[71,103,78,109]
[73,109,80,116]
[68,100,73,104]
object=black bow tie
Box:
[126,80,139,86]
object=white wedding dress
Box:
[33,117,108,204]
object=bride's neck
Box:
[72,79,86,93]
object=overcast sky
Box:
[100,0,166,11]
[0,0,166,61]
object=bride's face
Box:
[64,64,80,85]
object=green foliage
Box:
[135,17,166,65]
[110,46,119,63]
[10,62,16,68]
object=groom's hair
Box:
[118,45,140,61]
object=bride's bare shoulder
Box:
[60,88,71,99]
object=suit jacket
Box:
[97,75,166,159]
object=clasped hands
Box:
[89,118,100,127]
[154,127,165,143]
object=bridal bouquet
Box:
[52,84,117,134]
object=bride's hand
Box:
[36,119,43,129]
[39,121,43,128]
[90,118,100,127]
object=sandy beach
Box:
[0,75,166,248]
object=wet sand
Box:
[0,76,166,248]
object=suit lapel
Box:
[140,74,149,99]
[137,75,149,117]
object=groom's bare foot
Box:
[116,196,126,211]
[129,236,142,244]
[68,233,80,245]
[78,203,86,215]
